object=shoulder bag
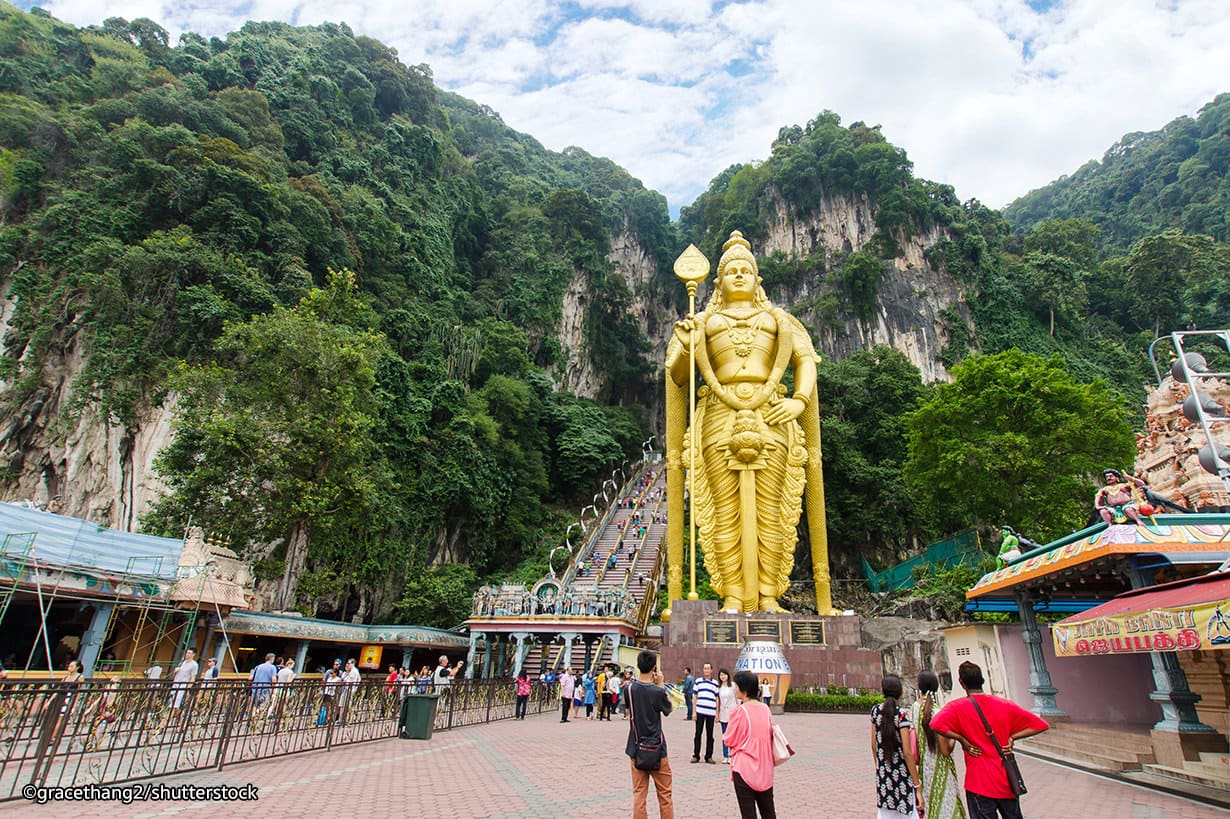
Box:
[770,712,795,765]
[967,695,1027,796]
[628,682,662,771]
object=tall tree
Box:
[904,350,1134,541]
[146,270,388,609]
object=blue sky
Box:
[21,0,1230,215]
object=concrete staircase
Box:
[1017,722,1155,773]
[1141,750,1230,791]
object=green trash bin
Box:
[400,694,439,740]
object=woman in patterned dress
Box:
[911,670,967,819]
[871,675,924,819]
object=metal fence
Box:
[0,676,557,801]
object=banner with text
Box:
[1052,597,1230,657]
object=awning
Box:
[1051,572,1230,657]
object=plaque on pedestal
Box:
[743,619,782,641]
[705,619,739,645]
[789,620,826,645]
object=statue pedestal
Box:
[661,600,882,697]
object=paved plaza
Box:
[5,709,1223,818]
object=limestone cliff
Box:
[559,191,968,401]
[0,275,173,530]
[758,189,963,384]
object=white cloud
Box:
[24,0,1230,212]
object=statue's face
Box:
[720,259,757,301]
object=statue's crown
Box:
[717,230,756,279]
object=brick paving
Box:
[5,709,1224,818]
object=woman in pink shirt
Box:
[722,670,776,819]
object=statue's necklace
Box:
[721,311,763,358]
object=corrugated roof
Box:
[0,502,183,579]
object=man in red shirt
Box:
[930,661,1049,819]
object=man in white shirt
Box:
[609,671,622,720]
[170,649,198,716]
[690,662,720,764]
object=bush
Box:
[785,691,884,711]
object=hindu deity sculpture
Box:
[664,231,834,615]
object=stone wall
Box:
[660,600,882,691]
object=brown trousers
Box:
[630,755,673,819]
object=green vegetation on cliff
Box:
[0,6,673,623]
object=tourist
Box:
[608,667,622,720]
[559,666,575,722]
[201,657,220,686]
[169,649,198,717]
[717,668,737,763]
[434,655,462,690]
[691,662,719,764]
[416,665,432,694]
[626,650,673,819]
[682,667,695,720]
[930,661,1049,819]
[318,660,342,726]
[384,664,399,694]
[911,669,966,819]
[760,677,772,706]
[583,671,597,720]
[573,670,584,713]
[872,675,924,819]
[597,667,609,720]
[723,669,776,819]
[514,670,531,720]
[249,653,278,708]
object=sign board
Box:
[743,620,782,641]
[1052,597,1230,657]
[705,619,740,644]
[789,620,826,645]
[733,640,791,674]
[358,645,383,669]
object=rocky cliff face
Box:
[758,189,964,384]
[555,219,677,399]
[0,275,174,530]
[3,186,969,532]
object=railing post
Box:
[485,679,495,723]
[214,684,243,771]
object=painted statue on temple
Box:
[664,231,834,615]
[1094,468,1151,524]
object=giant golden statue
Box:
[665,231,835,616]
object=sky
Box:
[20,0,1230,216]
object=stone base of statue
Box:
[660,600,882,709]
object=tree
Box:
[1123,229,1220,336]
[392,563,478,628]
[817,345,930,570]
[147,270,388,609]
[904,350,1134,541]
[1020,251,1087,336]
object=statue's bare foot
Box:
[760,597,789,613]
[723,596,741,613]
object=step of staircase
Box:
[1120,768,1230,809]
[1140,762,1230,791]
[1018,724,1155,773]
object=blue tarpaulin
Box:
[0,503,182,578]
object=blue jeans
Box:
[720,720,729,758]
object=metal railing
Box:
[0,677,557,801]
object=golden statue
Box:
[665,231,835,615]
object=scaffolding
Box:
[0,531,36,630]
